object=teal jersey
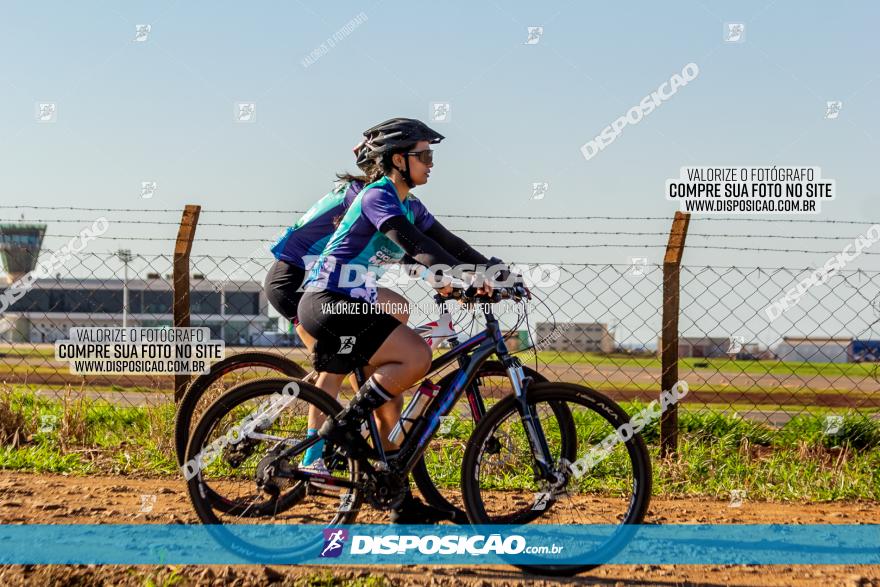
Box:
[270,180,365,266]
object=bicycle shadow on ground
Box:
[382,564,742,587]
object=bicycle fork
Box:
[504,357,563,485]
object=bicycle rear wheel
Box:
[174,351,307,467]
[460,382,652,576]
[186,378,362,531]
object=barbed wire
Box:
[0,205,188,213]
[31,235,880,255]
[5,219,875,241]
[3,205,878,224]
[1,218,194,226]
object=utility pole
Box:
[117,249,134,327]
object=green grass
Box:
[1,387,879,502]
[0,346,57,358]
[125,567,387,587]
[0,387,178,476]
[0,443,94,473]
[420,402,880,501]
[3,383,855,418]
[528,350,879,379]
[0,382,170,394]
[6,344,872,380]
[294,572,389,587]
[5,345,878,380]
[657,438,880,501]
[5,367,872,400]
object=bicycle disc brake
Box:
[484,432,518,469]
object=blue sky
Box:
[1,1,879,344]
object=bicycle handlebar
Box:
[433,283,529,305]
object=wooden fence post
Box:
[660,211,690,458]
[173,205,201,402]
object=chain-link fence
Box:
[677,265,880,423]
[1,209,879,438]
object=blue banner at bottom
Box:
[0,525,877,565]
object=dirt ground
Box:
[0,471,878,586]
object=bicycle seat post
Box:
[353,366,367,387]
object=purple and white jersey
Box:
[304,176,435,302]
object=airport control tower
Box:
[0,223,46,284]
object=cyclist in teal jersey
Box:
[265,178,365,322]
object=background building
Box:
[0,223,46,284]
[678,336,731,358]
[0,275,271,345]
[656,336,732,358]
[534,322,615,353]
[775,337,852,363]
[848,340,880,363]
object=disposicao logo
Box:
[320,528,348,558]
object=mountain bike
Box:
[184,285,652,575]
[176,294,549,523]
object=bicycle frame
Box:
[279,299,560,491]
[298,303,505,451]
[388,303,557,481]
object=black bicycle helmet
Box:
[353,117,444,187]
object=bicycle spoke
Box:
[463,383,651,533]
[186,379,360,527]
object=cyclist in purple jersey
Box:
[303,176,438,303]
[297,118,513,523]
[264,173,417,480]
[265,175,421,323]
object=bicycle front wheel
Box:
[460,382,652,576]
[412,362,578,524]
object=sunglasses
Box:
[403,149,434,165]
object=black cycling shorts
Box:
[264,259,307,322]
[296,290,401,374]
